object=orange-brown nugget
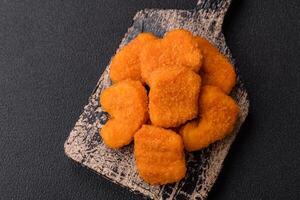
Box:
[100,80,148,148]
[134,125,186,185]
[149,66,201,128]
[109,33,157,83]
[195,36,236,94]
[180,86,239,151]
[140,29,203,83]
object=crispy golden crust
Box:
[195,36,236,94]
[101,119,137,148]
[149,66,201,128]
[180,86,239,151]
[99,80,148,148]
[134,125,186,185]
[109,33,157,83]
[140,29,203,84]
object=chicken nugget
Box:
[109,33,157,83]
[164,30,202,70]
[149,66,201,128]
[195,36,236,94]
[134,125,186,185]
[140,29,203,84]
[99,80,148,148]
[180,86,239,151]
[100,119,138,148]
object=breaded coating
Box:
[101,119,138,148]
[134,125,186,185]
[149,66,201,128]
[140,29,203,83]
[180,86,239,151]
[195,36,236,94]
[99,80,148,148]
[109,33,157,83]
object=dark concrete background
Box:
[0,0,299,199]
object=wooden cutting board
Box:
[64,0,249,199]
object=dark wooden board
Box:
[64,0,249,199]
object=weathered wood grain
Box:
[64,0,249,199]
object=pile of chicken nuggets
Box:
[100,29,239,185]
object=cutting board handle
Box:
[196,0,232,12]
[196,0,232,30]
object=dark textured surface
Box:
[0,0,299,200]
